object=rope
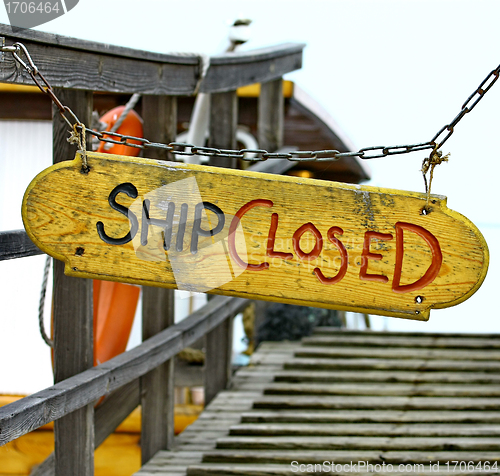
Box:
[68,122,89,172]
[110,93,142,133]
[178,347,205,364]
[193,54,210,95]
[38,255,53,347]
[165,52,210,95]
[421,146,449,212]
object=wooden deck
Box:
[135,328,500,475]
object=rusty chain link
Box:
[1,41,499,163]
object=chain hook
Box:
[11,42,38,75]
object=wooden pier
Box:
[137,328,500,475]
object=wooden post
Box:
[52,89,94,476]
[204,312,234,405]
[253,78,284,345]
[204,90,238,405]
[209,90,238,168]
[141,95,177,161]
[258,78,284,152]
[140,95,177,463]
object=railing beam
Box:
[31,380,141,476]
[0,229,42,261]
[0,25,304,95]
[0,295,246,446]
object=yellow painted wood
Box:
[22,152,488,320]
[0,431,140,476]
[0,78,294,96]
[0,396,199,475]
[237,80,294,98]
[0,83,40,93]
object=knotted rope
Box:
[421,146,449,212]
[68,123,89,173]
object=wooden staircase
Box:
[136,328,500,475]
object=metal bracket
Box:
[1,37,5,63]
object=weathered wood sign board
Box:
[22,152,488,320]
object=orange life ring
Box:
[93,280,140,366]
[52,105,142,372]
[93,105,143,366]
[97,106,143,157]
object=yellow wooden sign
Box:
[22,152,488,320]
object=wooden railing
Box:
[0,24,304,475]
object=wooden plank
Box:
[188,463,293,476]
[205,317,233,406]
[302,335,500,349]
[0,26,304,94]
[272,369,500,384]
[232,375,276,385]
[294,346,500,361]
[187,464,500,476]
[140,94,177,464]
[177,431,231,443]
[204,91,238,405]
[313,327,500,339]
[201,449,500,464]
[0,295,246,446]
[215,435,500,451]
[142,95,177,161]
[284,357,500,371]
[240,410,500,424]
[202,46,303,93]
[0,24,200,63]
[250,353,300,366]
[31,380,140,476]
[229,422,500,437]
[136,323,500,475]
[262,382,500,397]
[52,88,94,476]
[22,152,488,320]
[252,78,285,339]
[208,90,238,168]
[0,229,42,260]
[258,79,284,152]
[137,449,500,472]
[252,395,500,411]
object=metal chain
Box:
[1,41,499,163]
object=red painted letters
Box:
[229,199,442,294]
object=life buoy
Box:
[52,105,142,372]
[93,280,140,366]
[93,106,143,366]
[97,106,143,157]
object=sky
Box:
[1,0,499,391]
